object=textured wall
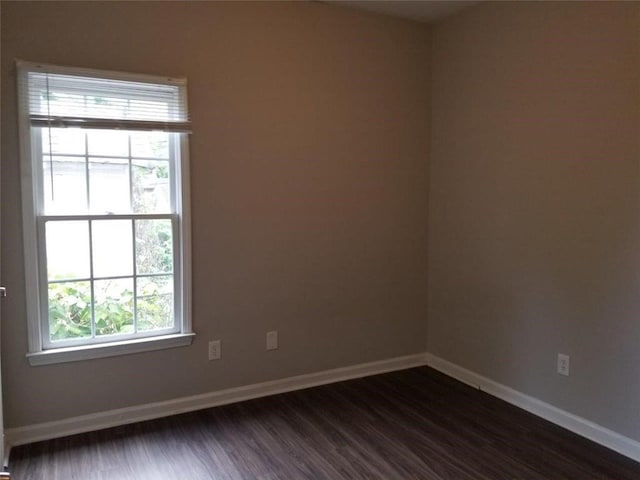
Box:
[1,1,431,427]
[429,1,640,440]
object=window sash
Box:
[35,127,177,216]
[38,214,182,349]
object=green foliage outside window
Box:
[48,279,173,341]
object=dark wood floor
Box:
[9,367,640,479]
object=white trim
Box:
[6,353,428,447]
[425,353,640,463]
[9,352,640,465]
[27,332,195,366]
[16,59,187,90]
[17,59,193,358]
[177,134,192,334]
[17,64,44,354]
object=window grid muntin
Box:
[48,271,175,285]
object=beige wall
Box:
[0,1,431,427]
[429,1,640,440]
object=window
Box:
[17,61,194,365]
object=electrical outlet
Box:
[266,331,278,350]
[208,340,221,360]
[557,353,570,376]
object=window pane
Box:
[42,128,86,155]
[130,131,169,159]
[89,157,131,213]
[87,129,129,157]
[43,156,87,214]
[135,219,173,275]
[48,281,92,341]
[94,278,134,336]
[46,221,90,280]
[92,220,133,278]
[136,275,173,331]
[132,160,171,213]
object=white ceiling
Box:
[327,1,478,24]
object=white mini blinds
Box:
[25,67,191,132]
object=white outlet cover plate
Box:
[266,331,278,350]
[557,353,570,376]
[209,340,221,360]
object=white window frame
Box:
[17,60,194,366]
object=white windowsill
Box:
[26,333,196,366]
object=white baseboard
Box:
[5,353,429,448]
[8,351,640,465]
[426,353,640,463]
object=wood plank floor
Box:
[9,367,640,479]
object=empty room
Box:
[1,0,640,478]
